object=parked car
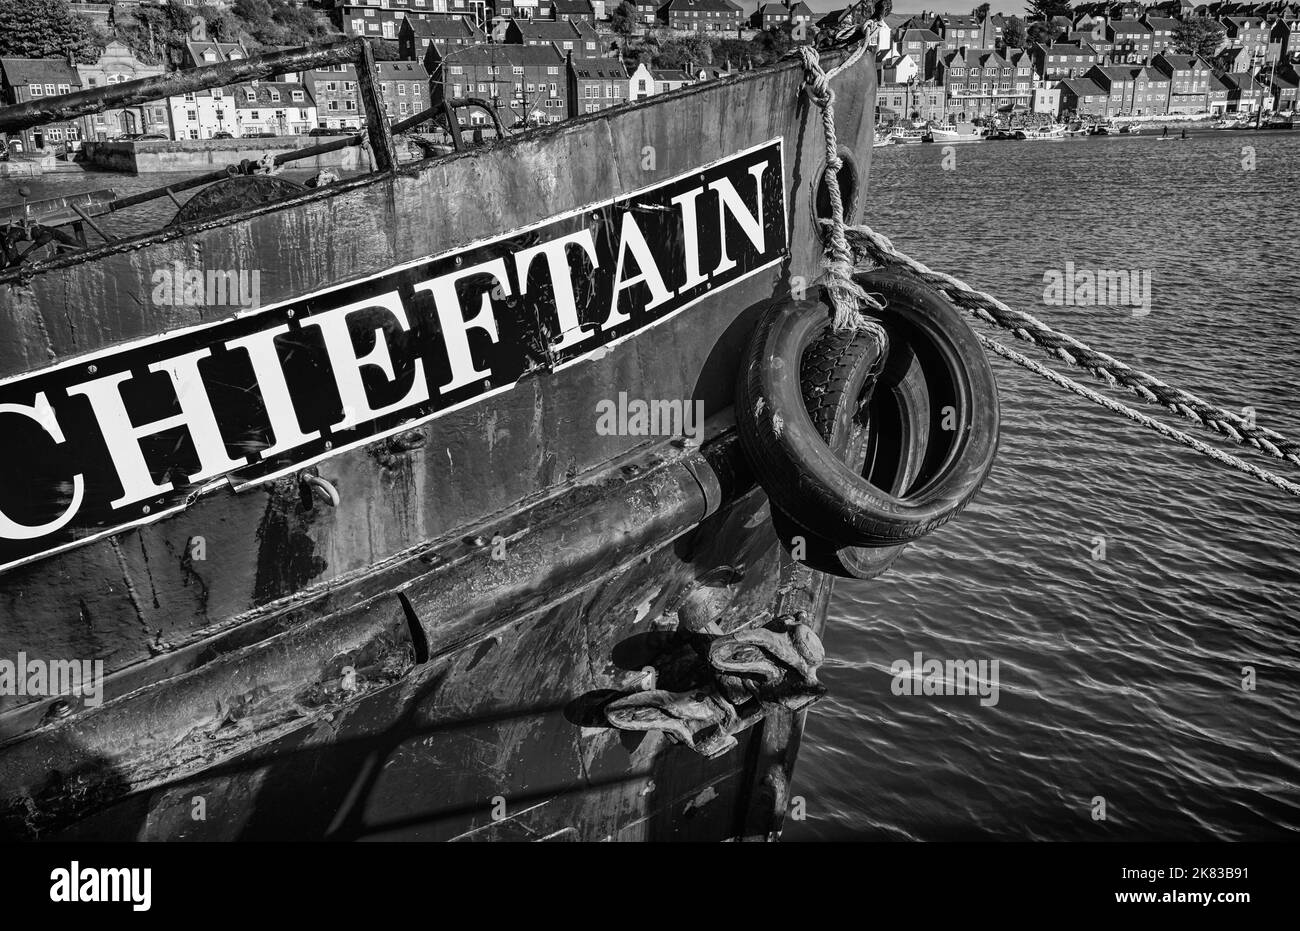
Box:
[308,128,350,136]
[245,132,278,138]
[212,131,234,139]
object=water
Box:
[5,136,1298,841]
[786,132,1300,841]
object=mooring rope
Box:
[798,42,881,335]
[796,16,1300,499]
[845,225,1300,469]
[979,335,1300,500]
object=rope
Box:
[792,12,1300,499]
[978,335,1300,500]
[797,42,882,335]
[842,225,1300,471]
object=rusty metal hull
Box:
[0,50,876,841]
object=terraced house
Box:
[331,0,487,40]
[430,44,567,128]
[1140,14,1181,51]
[566,55,628,116]
[1058,76,1109,117]
[504,17,602,54]
[1220,16,1272,60]
[399,16,487,61]
[375,61,429,123]
[1107,19,1154,62]
[1033,41,1102,79]
[0,58,83,152]
[936,47,1029,120]
[1083,63,1169,115]
[660,0,743,34]
[233,82,317,137]
[1150,52,1212,113]
[930,13,999,51]
[166,40,249,140]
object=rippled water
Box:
[787,132,1300,841]
[4,136,1297,841]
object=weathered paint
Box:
[0,48,875,840]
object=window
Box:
[477,82,487,92]
[45,83,55,95]
[57,83,70,94]
[29,84,42,97]
[344,82,354,91]
[269,90,281,102]
[186,109,197,120]
[212,88,223,99]
[246,90,257,101]
[400,102,408,114]
[328,100,339,110]
[549,82,556,95]
[548,66,559,75]
[398,83,407,94]
[450,66,463,74]
[249,110,260,119]
[292,90,304,101]
[452,84,461,96]
[512,66,524,75]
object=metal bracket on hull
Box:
[602,616,826,758]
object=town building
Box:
[76,39,170,141]
[167,41,250,141]
[398,16,487,62]
[1106,19,1154,63]
[1150,52,1213,113]
[659,0,743,35]
[1033,41,1102,79]
[1058,77,1110,117]
[1220,16,1272,61]
[375,60,430,123]
[552,0,595,21]
[231,82,317,136]
[1219,71,1268,112]
[0,58,84,152]
[504,18,603,54]
[306,64,361,130]
[331,1,489,39]
[936,47,1030,120]
[566,55,627,116]
[430,43,567,128]
[930,13,999,51]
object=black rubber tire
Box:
[737,269,1000,548]
[770,322,914,579]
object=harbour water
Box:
[788,132,1300,840]
[2,132,1296,842]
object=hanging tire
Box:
[737,269,999,550]
[769,322,916,579]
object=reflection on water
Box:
[788,132,1300,840]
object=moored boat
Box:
[0,13,1000,841]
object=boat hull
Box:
[0,48,876,841]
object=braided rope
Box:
[797,42,882,335]
[978,335,1300,500]
[843,225,1300,470]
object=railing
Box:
[0,39,511,267]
